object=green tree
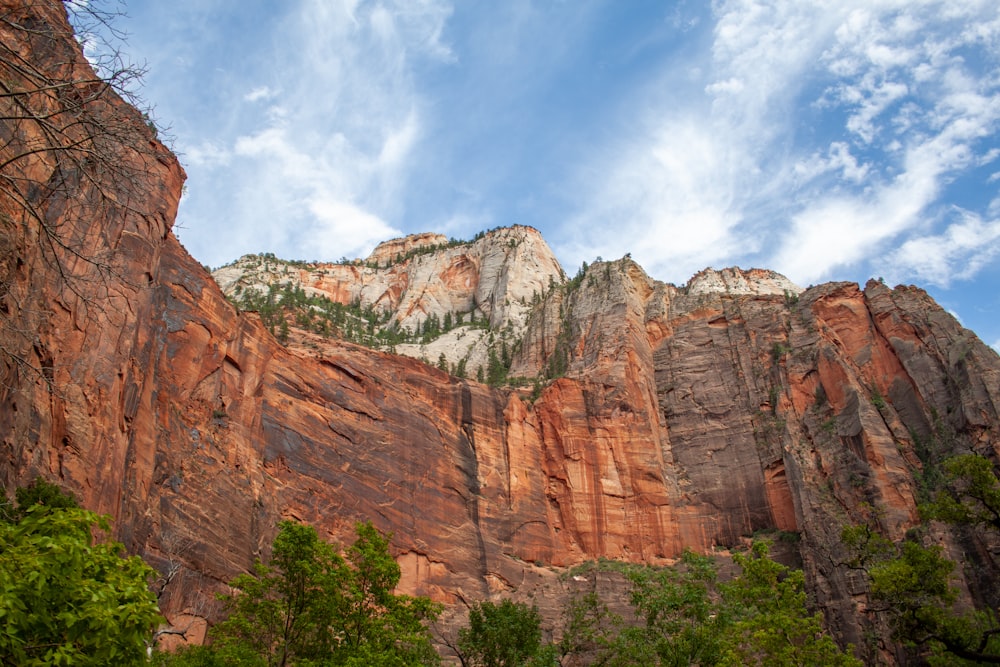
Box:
[839,453,1000,664]
[719,542,861,666]
[486,349,507,386]
[0,486,161,666]
[562,545,858,667]
[277,318,290,345]
[921,453,1000,532]
[861,537,1000,664]
[457,599,555,667]
[335,521,442,665]
[557,590,622,663]
[613,551,730,667]
[212,520,343,666]
[211,520,440,666]
[0,476,79,522]
[152,643,262,667]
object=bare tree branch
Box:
[0,0,166,391]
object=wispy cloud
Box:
[170,0,454,265]
[557,111,748,279]
[772,2,1000,284]
[559,1,1000,289]
[127,0,1000,348]
[243,86,277,103]
[885,208,1000,287]
[183,141,231,168]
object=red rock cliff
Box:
[1,1,999,657]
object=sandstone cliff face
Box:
[1,2,999,660]
[212,225,564,376]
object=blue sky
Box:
[117,1,1000,353]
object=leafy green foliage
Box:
[0,476,79,522]
[840,454,1000,664]
[719,542,861,666]
[337,522,442,664]
[608,551,728,667]
[211,520,342,665]
[557,590,622,661]
[205,520,440,666]
[152,643,262,667]
[921,454,1000,532]
[0,489,161,666]
[457,599,555,667]
[557,546,859,666]
[865,538,1000,664]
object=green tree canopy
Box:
[0,481,161,666]
[607,551,728,667]
[0,476,79,522]
[719,542,861,666]
[844,528,1000,664]
[208,520,440,667]
[921,453,1000,532]
[456,599,556,667]
[841,453,1000,664]
[559,544,859,667]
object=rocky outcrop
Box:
[686,266,803,296]
[212,226,565,334]
[212,226,563,375]
[1,2,999,661]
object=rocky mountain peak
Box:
[211,224,565,379]
[367,232,448,266]
[685,266,803,296]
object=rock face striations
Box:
[1,0,999,658]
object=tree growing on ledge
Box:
[455,599,557,667]
[840,453,1000,664]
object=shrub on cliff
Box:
[842,453,1000,664]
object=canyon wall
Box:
[1,1,998,659]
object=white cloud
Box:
[182,140,231,168]
[244,86,276,102]
[992,339,1000,355]
[558,114,748,280]
[377,109,419,170]
[774,91,1000,284]
[560,2,841,278]
[885,210,1000,287]
[176,0,454,265]
[563,0,1000,289]
[793,142,869,183]
[306,196,400,261]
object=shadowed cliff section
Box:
[1,1,999,657]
